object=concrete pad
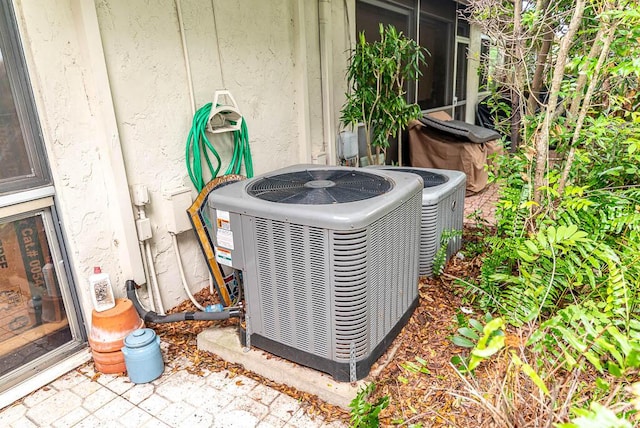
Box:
[197,327,365,409]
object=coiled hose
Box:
[186,103,253,192]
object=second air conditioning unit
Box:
[370,166,466,276]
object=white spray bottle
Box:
[89,266,116,312]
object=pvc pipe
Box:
[144,240,165,315]
[126,280,241,323]
[138,240,156,312]
[292,0,313,163]
[319,0,337,165]
[171,233,206,311]
[175,0,196,116]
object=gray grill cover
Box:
[408,112,502,193]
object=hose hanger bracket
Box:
[207,90,242,134]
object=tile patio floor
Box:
[0,183,499,427]
[0,349,344,428]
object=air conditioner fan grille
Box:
[246,169,392,204]
[380,167,447,188]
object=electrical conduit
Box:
[134,203,156,313]
[144,241,165,315]
[138,241,155,313]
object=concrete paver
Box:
[26,389,83,425]
[119,406,154,428]
[82,387,118,412]
[52,406,90,428]
[0,402,26,425]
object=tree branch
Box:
[533,0,586,204]
[558,6,619,195]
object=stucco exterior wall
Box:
[13,0,351,319]
[15,0,146,326]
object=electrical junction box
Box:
[131,184,150,206]
[136,217,152,241]
[164,187,193,234]
[338,131,358,159]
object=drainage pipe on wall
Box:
[293,0,313,164]
[175,0,196,116]
[319,0,336,165]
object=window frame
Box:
[0,0,50,198]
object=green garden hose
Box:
[226,119,253,177]
[186,103,254,192]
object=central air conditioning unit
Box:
[207,165,423,381]
[369,167,466,276]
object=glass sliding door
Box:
[0,207,81,378]
[0,1,84,391]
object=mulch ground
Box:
[154,225,499,426]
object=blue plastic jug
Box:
[122,328,164,383]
